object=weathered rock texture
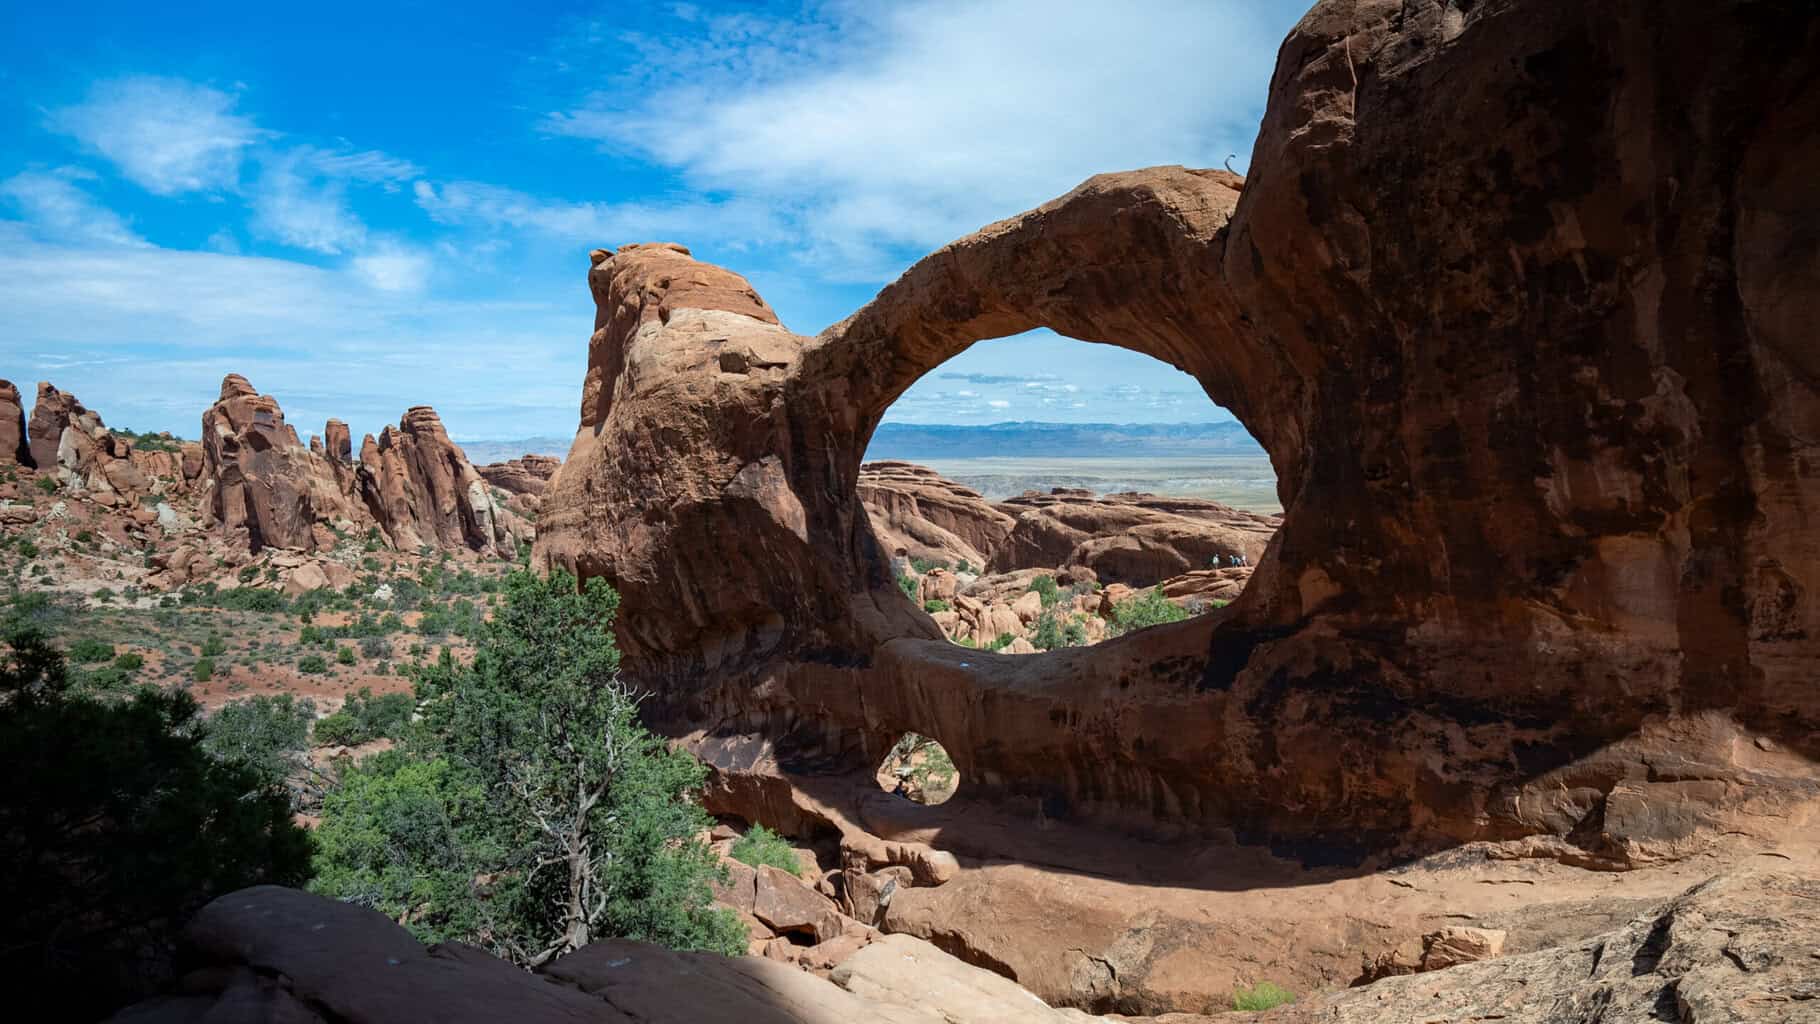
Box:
[991,489,1275,585]
[478,453,561,496]
[859,461,1013,570]
[538,0,1820,860]
[0,380,30,467]
[356,407,526,557]
[112,885,1099,1023]
[198,375,526,556]
[200,375,358,552]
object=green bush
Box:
[908,556,945,574]
[986,633,1015,651]
[729,824,800,877]
[68,637,113,663]
[311,687,412,746]
[1233,981,1295,1011]
[113,652,145,672]
[214,587,288,613]
[92,587,116,603]
[297,654,329,675]
[16,540,36,559]
[1109,587,1190,635]
[336,645,356,665]
[35,477,57,494]
[1028,575,1061,607]
[200,635,227,657]
[202,694,316,788]
[192,657,216,682]
[312,569,744,962]
[895,573,919,600]
[923,599,951,613]
[0,627,310,1017]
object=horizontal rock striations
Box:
[533,0,1820,858]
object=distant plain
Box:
[902,454,1281,513]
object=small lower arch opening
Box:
[876,732,960,805]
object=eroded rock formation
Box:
[0,381,29,467]
[356,407,526,557]
[858,461,1013,570]
[201,375,359,552]
[538,0,1820,866]
[989,489,1275,585]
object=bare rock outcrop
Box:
[356,407,526,557]
[26,382,82,471]
[200,375,358,552]
[112,885,1098,1023]
[990,490,1275,585]
[859,461,1013,570]
[535,0,1820,863]
[0,380,30,467]
[323,418,351,463]
[477,453,560,496]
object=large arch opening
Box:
[858,329,1280,653]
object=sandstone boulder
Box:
[26,381,81,471]
[752,864,844,943]
[324,419,351,463]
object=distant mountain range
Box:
[454,436,571,465]
[865,421,1264,460]
[458,422,1266,466]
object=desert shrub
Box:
[895,573,919,600]
[1062,617,1088,647]
[311,687,413,748]
[1110,587,1190,635]
[0,627,310,1017]
[360,634,389,660]
[35,476,57,494]
[192,657,216,682]
[1028,575,1061,607]
[312,569,743,962]
[297,654,329,675]
[1030,611,1066,651]
[923,599,951,613]
[956,559,974,574]
[214,587,288,613]
[68,637,114,663]
[1233,982,1295,1011]
[200,635,226,657]
[908,556,946,574]
[202,694,316,788]
[729,824,800,877]
[16,539,36,559]
[986,632,1015,651]
[237,565,261,584]
[336,645,356,666]
[113,652,145,672]
[93,587,116,603]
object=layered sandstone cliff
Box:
[537,0,1820,865]
[356,407,526,558]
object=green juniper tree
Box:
[311,569,744,963]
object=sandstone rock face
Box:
[478,453,560,496]
[991,490,1275,586]
[859,461,1013,570]
[537,0,1820,860]
[0,380,30,467]
[26,381,82,471]
[355,407,526,557]
[200,375,357,552]
[323,418,351,463]
[1272,872,1820,1024]
[115,885,1097,1024]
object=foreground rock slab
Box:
[112,886,1106,1023]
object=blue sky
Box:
[0,0,1306,443]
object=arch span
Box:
[538,0,1820,858]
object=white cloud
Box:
[351,240,432,293]
[248,146,421,255]
[0,167,149,247]
[988,400,1010,409]
[544,0,1287,273]
[413,179,784,249]
[49,76,260,195]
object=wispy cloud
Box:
[49,76,261,195]
[542,0,1282,276]
[1,167,150,247]
[412,179,784,250]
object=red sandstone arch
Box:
[538,0,1820,860]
